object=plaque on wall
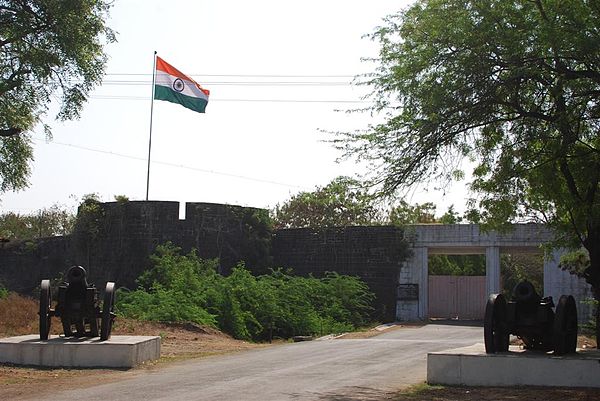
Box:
[397,284,419,301]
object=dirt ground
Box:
[1,294,599,400]
[0,317,266,400]
[391,383,600,401]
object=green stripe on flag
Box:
[154,85,208,113]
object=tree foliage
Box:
[0,0,115,193]
[273,176,381,229]
[72,193,104,241]
[337,0,600,336]
[388,201,437,225]
[0,203,74,240]
[501,253,544,297]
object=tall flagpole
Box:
[146,51,157,201]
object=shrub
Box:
[116,242,375,341]
[0,283,8,299]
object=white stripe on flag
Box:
[155,70,209,101]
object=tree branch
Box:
[0,128,22,137]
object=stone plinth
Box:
[0,335,160,368]
[428,343,600,388]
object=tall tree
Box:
[0,0,115,192]
[0,203,74,240]
[336,0,600,342]
[273,176,381,229]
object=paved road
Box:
[48,323,482,401]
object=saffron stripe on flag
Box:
[156,57,210,97]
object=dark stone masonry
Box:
[272,226,410,321]
[0,201,409,321]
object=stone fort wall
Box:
[272,226,410,321]
[0,201,409,322]
[0,201,273,293]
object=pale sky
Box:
[1,0,470,216]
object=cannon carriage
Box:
[39,266,116,341]
[484,280,578,355]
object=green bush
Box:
[0,283,8,299]
[116,243,219,327]
[116,242,375,341]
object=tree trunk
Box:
[583,232,600,349]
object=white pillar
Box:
[485,246,501,295]
[543,249,562,299]
[416,247,429,320]
[544,248,593,323]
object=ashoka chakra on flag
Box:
[154,56,210,113]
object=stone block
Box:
[428,343,600,388]
[0,335,160,368]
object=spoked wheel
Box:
[39,280,52,340]
[553,295,578,355]
[100,282,116,341]
[484,293,509,353]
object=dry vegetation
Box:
[0,293,39,336]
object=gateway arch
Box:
[396,224,592,322]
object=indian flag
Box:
[154,56,210,113]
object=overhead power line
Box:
[32,137,306,189]
[99,80,352,86]
[104,73,357,78]
[89,94,367,103]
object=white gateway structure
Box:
[397,224,593,322]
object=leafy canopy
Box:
[0,203,74,240]
[0,0,115,193]
[336,0,600,289]
[273,176,381,229]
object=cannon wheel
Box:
[89,316,100,337]
[100,282,115,341]
[484,293,509,353]
[61,318,74,337]
[553,295,578,355]
[39,280,52,340]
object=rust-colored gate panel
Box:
[428,276,486,319]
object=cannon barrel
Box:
[512,280,540,304]
[66,265,88,286]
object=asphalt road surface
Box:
[46,323,482,401]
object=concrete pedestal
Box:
[428,343,600,388]
[0,335,161,368]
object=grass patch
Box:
[394,383,445,399]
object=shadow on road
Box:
[288,386,395,400]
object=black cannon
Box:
[39,266,116,341]
[484,280,578,355]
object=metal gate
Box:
[428,276,486,320]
